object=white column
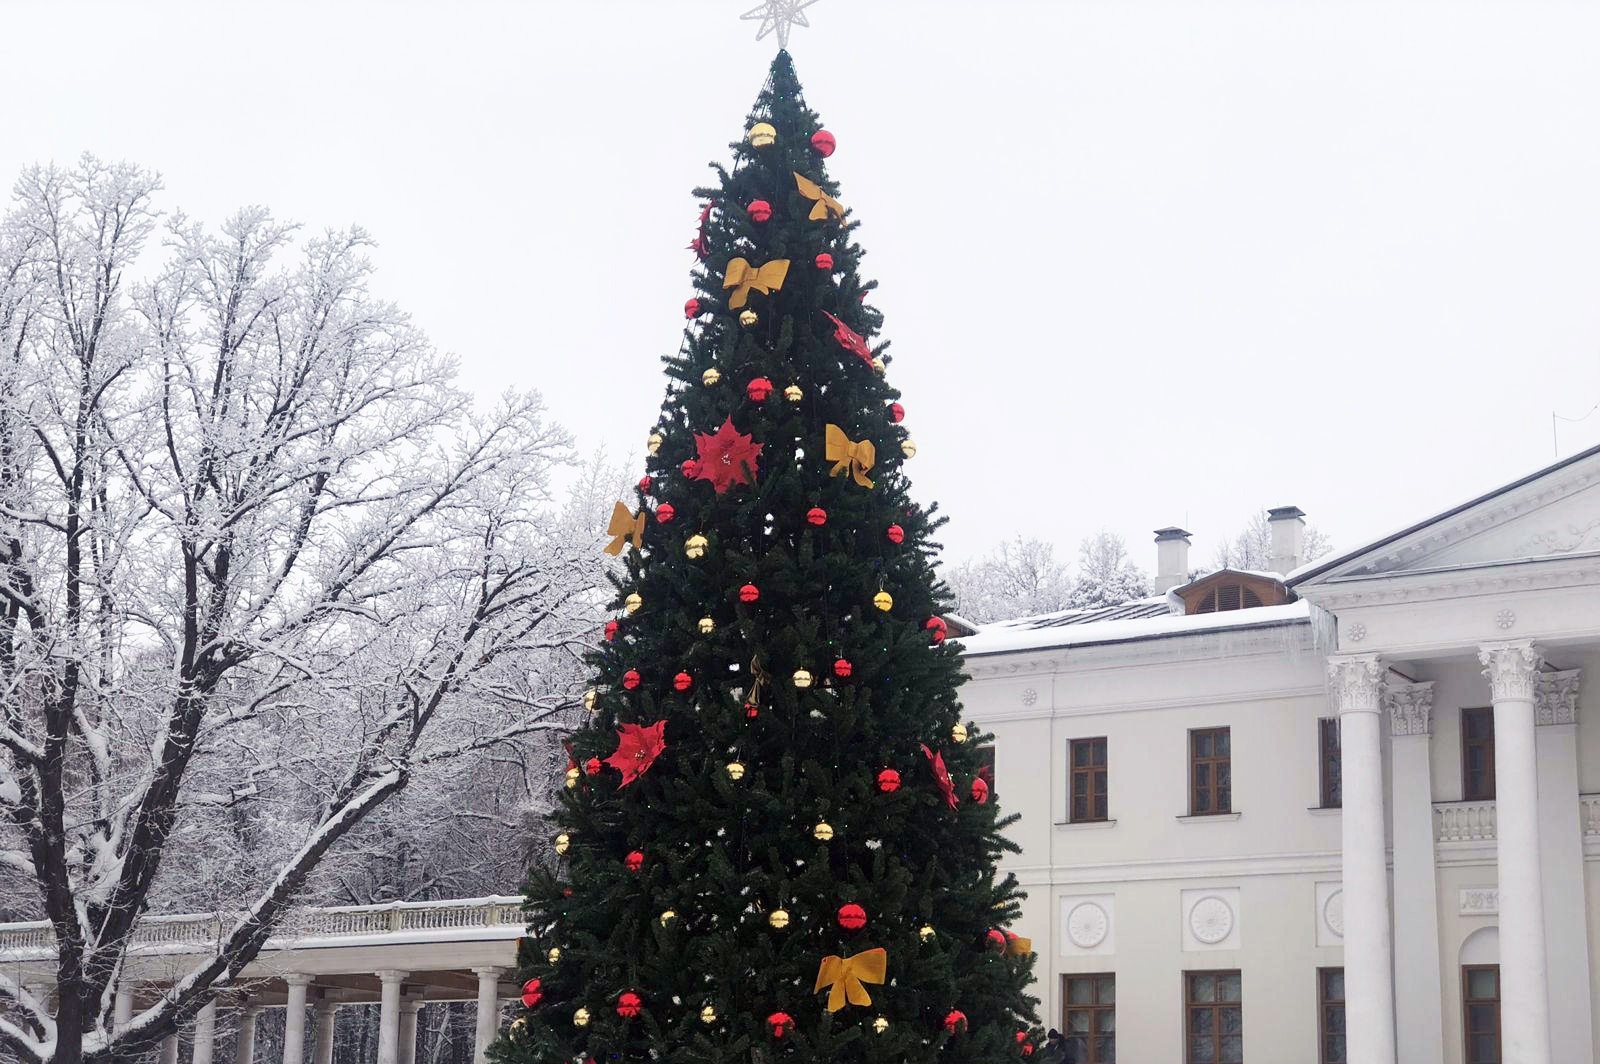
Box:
[311,998,337,1064]
[398,998,423,1064]
[192,1000,219,1064]
[1328,654,1398,1064]
[375,970,410,1064]
[471,967,504,1064]
[159,1033,180,1064]
[113,987,134,1029]
[1386,681,1446,1064]
[235,1002,260,1064]
[1480,640,1553,1064]
[1535,669,1591,1064]
[282,974,312,1064]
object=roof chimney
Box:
[1267,506,1306,576]
[1153,527,1192,594]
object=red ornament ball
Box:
[747,200,773,222]
[673,671,693,692]
[744,702,760,719]
[585,757,602,776]
[604,620,620,642]
[837,903,867,931]
[625,850,644,872]
[886,524,905,545]
[811,129,836,157]
[684,298,701,319]
[889,402,905,423]
[747,377,774,401]
[655,503,675,523]
[738,583,760,604]
[815,252,835,271]
[1015,1031,1030,1045]
[986,928,1007,950]
[520,978,542,1007]
[972,776,990,804]
[926,616,949,644]
[767,1012,795,1039]
[638,476,652,494]
[877,768,901,793]
[833,658,853,678]
[617,992,643,1019]
[1023,1046,1035,1058]
[805,507,827,526]
[563,888,573,897]
[681,459,700,479]
[943,1010,968,1034]
[622,670,641,690]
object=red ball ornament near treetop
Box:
[746,377,773,401]
[926,616,949,643]
[673,671,693,692]
[886,524,905,545]
[622,670,641,690]
[767,1012,795,1039]
[739,583,760,604]
[655,503,675,523]
[986,928,1007,950]
[625,850,644,872]
[681,459,700,479]
[971,776,990,804]
[520,978,543,1007]
[638,476,652,494]
[833,658,853,678]
[604,620,620,641]
[684,298,700,319]
[747,200,773,222]
[877,768,901,793]
[811,129,836,156]
[943,1010,968,1034]
[889,402,905,423]
[806,507,827,526]
[837,903,867,931]
[617,992,643,1019]
[815,252,834,270]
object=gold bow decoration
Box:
[813,947,888,1012]
[722,257,791,309]
[825,424,875,489]
[602,501,646,556]
[794,172,845,222]
[1006,935,1033,957]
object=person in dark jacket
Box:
[1040,1028,1069,1064]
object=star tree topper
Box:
[739,0,822,50]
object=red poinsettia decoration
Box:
[692,417,763,494]
[687,202,714,259]
[821,311,873,365]
[920,743,958,809]
[606,720,668,787]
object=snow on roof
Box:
[955,601,1312,657]
[981,597,1173,632]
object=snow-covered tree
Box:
[1065,531,1150,609]
[942,536,1074,623]
[0,157,600,1064]
[1210,510,1333,572]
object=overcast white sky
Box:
[5,0,1598,573]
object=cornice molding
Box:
[962,620,1315,679]
[964,684,1328,725]
[1297,555,1600,611]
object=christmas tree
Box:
[495,51,1040,1064]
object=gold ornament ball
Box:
[951,722,969,744]
[624,593,642,615]
[700,1005,718,1024]
[813,821,835,842]
[564,767,580,789]
[698,616,716,635]
[768,908,790,930]
[554,833,570,855]
[647,432,664,456]
[547,946,562,963]
[873,591,894,612]
[919,924,936,942]
[659,910,677,927]
[871,357,886,375]
[583,688,598,711]
[739,309,759,327]
[793,668,814,689]
[685,534,709,559]
[573,1008,590,1028]
[901,438,918,459]
[873,1017,890,1035]
[783,384,804,402]
[702,367,722,386]
[511,1017,527,1033]
[748,122,777,148]
[726,761,746,781]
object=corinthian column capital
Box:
[1384,681,1435,737]
[1479,641,1543,702]
[1328,654,1385,716]
[1535,669,1582,726]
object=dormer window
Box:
[1194,583,1264,614]
[1175,570,1291,616]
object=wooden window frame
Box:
[1461,707,1496,802]
[1061,973,1115,1064]
[1461,964,1501,1064]
[1189,727,1232,816]
[1069,737,1108,823]
[1184,969,1243,1064]
[1318,718,1341,809]
[1318,967,1345,1064]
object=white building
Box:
[958,443,1600,1064]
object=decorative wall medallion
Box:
[1021,687,1038,707]
[1495,609,1516,631]
[1066,902,1109,949]
[1322,889,1345,938]
[1189,896,1235,944]
[1346,622,1367,643]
